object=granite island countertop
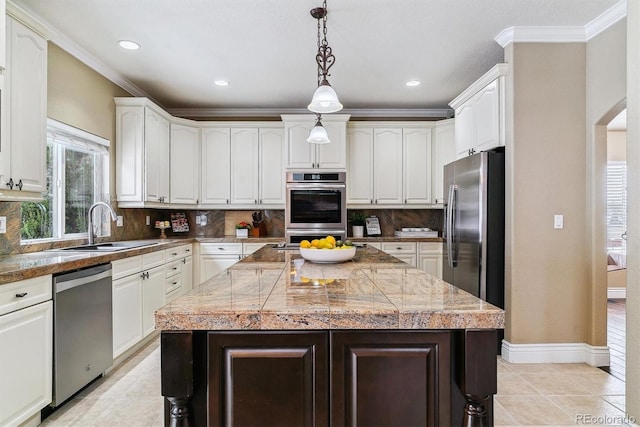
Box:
[155,245,504,331]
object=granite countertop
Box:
[155,245,504,331]
[0,239,196,285]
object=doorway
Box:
[604,108,627,381]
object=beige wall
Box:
[505,43,588,344]
[47,43,131,194]
[585,19,627,349]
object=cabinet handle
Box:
[171,252,178,256]
[172,282,178,286]
[186,249,191,252]
[218,247,225,251]
[141,272,146,279]
[259,199,262,204]
[172,267,178,271]
[226,199,229,204]
[182,258,186,264]
[254,199,257,204]
[15,292,28,298]
[16,179,23,191]
[238,255,241,260]
[6,178,14,189]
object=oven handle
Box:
[286,183,346,190]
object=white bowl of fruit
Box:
[298,236,356,263]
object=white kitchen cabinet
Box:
[170,122,200,204]
[0,275,52,427]
[115,98,171,206]
[259,128,285,204]
[374,129,404,204]
[112,250,166,358]
[346,127,374,204]
[450,64,507,159]
[433,119,456,204]
[181,256,193,293]
[230,128,259,205]
[201,124,284,208]
[0,0,5,70]
[381,241,417,267]
[165,243,194,296]
[282,114,350,170]
[242,242,267,258]
[201,127,231,205]
[199,243,243,284]
[403,128,432,204]
[0,16,47,200]
[418,242,443,279]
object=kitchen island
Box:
[155,245,504,426]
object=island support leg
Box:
[161,331,194,427]
[461,329,498,427]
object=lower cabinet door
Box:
[208,331,328,427]
[142,266,165,337]
[331,331,451,427]
[112,275,143,358]
[199,255,241,285]
[0,301,53,427]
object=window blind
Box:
[606,161,626,255]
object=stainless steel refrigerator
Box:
[442,149,505,310]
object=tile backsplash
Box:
[0,201,441,256]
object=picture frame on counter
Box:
[365,216,381,236]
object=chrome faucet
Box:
[88,201,118,245]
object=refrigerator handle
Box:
[446,184,458,267]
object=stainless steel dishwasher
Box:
[51,263,113,407]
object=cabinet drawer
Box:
[165,275,182,294]
[366,242,382,250]
[142,250,166,270]
[165,244,193,262]
[418,242,443,254]
[112,255,142,280]
[165,259,182,278]
[381,242,416,254]
[165,286,182,303]
[200,243,243,255]
[243,242,266,256]
[0,275,52,316]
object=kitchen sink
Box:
[52,241,159,252]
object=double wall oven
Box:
[285,172,347,243]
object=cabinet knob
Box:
[6,178,14,189]
[226,199,229,204]
[218,247,225,251]
[171,252,178,256]
[182,258,186,264]
[15,292,28,298]
[172,267,178,271]
[16,179,23,191]
[254,199,257,204]
[172,282,178,286]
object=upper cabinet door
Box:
[315,121,346,169]
[230,128,259,205]
[144,108,170,203]
[259,128,285,205]
[170,123,199,204]
[5,17,47,194]
[286,122,315,169]
[454,103,474,159]
[403,128,432,204]
[201,127,231,205]
[346,127,374,205]
[373,128,403,204]
[433,119,456,204]
[473,80,500,152]
[116,105,144,202]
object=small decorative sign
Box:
[171,213,189,233]
[365,216,381,236]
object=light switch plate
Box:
[117,216,124,227]
[146,215,150,226]
[0,216,6,234]
[554,214,563,229]
[196,216,201,225]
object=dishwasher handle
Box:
[54,264,112,294]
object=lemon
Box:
[326,235,336,245]
[311,239,320,248]
[300,240,311,248]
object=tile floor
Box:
[41,337,628,426]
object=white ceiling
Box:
[13,0,621,116]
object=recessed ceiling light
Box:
[118,40,140,50]
[214,80,230,87]
[406,80,421,87]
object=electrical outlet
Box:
[0,216,6,234]
[117,216,124,227]
[196,215,201,225]
[146,215,150,226]
[200,214,207,225]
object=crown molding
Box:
[167,107,452,119]
[495,0,627,47]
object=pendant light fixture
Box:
[306,114,331,144]
[308,0,342,114]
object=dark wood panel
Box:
[208,331,329,427]
[331,331,451,427]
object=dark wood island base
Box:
[161,328,497,427]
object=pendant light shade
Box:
[307,118,331,144]
[308,79,343,114]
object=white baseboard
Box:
[607,287,627,299]
[501,340,610,367]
